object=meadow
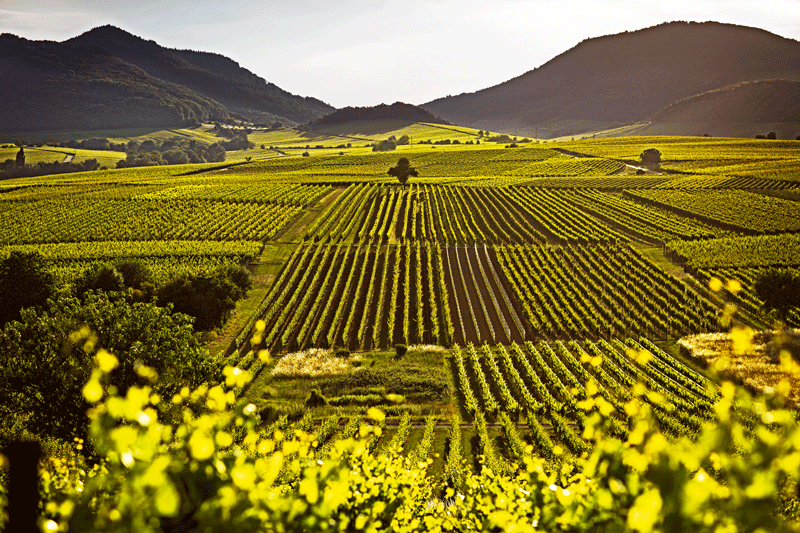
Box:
[2,125,800,530]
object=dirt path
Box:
[629,242,767,330]
[272,187,345,243]
[623,163,661,175]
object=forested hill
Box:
[652,79,800,124]
[0,25,334,131]
[0,33,230,131]
[306,102,451,131]
[421,21,800,137]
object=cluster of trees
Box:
[0,252,252,333]
[0,291,218,447]
[210,124,257,150]
[753,132,800,140]
[252,121,284,129]
[372,135,410,152]
[156,266,252,331]
[417,138,459,145]
[0,250,253,445]
[754,269,800,325]
[57,137,128,152]
[116,138,227,167]
[0,156,101,179]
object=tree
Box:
[157,267,251,331]
[388,157,418,187]
[372,139,396,152]
[72,264,126,297]
[754,270,800,324]
[15,146,25,168]
[767,131,777,140]
[640,148,661,168]
[0,292,216,445]
[207,142,226,162]
[0,251,55,326]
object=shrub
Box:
[395,344,408,359]
[73,264,126,297]
[0,292,214,445]
[335,348,351,358]
[305,388,329,407]
[328,394,384,406]
[372,140,397,152]
[157,267,251,331]
[113,259,153,290]
[754,269,800,323]
[222,264,253,299]
[0,251,55,326]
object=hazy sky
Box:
[2,0,799,108]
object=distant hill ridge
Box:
[0,25,334,131]
[652,79,800,124]
[422,21,800,138]
[308,102,451,129]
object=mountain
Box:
[306,102,450,133]
[422,22,800,138]
[0,33,229,131]
[0,25,334,131]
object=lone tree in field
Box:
[754,270,800,325]
[640,148,661,169]
[388,157,418,187]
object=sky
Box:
[1,0,799,109]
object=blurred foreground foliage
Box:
[1,348,798,533]
[0,292,218,448]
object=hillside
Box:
[0,33,229,131]
[641,79,800,138]
[422,21,800,138]
[306,102,451,134]
[0,25,334,131]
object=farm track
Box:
[273,187,345,243]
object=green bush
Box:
[334,348,351,358]
[73,263,126,297]
[305,388,329,407]
[157,267,251,331]
[113,259,153,290]
[328,394,384,406]
[0,251,55,326]
[0,292,215,446]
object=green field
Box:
[3,127,800,529]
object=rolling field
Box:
[2,128,799,483]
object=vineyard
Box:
[625,189,800,233]
[3,131,800,530]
